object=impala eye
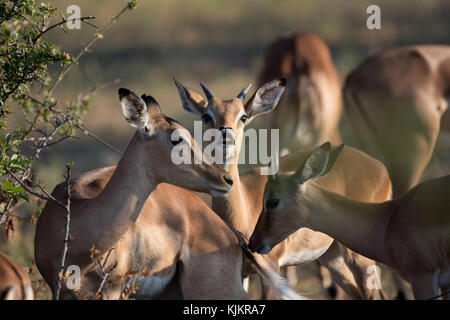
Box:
[240,114,248,123]
[171,137,183,146]
[266,198,279,210]
[202,114,213,124]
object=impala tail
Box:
[242,249,308,300]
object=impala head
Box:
[174,78,286,168]
[119,88,233,196]
[249,142,344,254]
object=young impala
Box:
[249,142,450,300]
[258,32,343,295]
[174,78,392,299]
[0,252,34,300]
[35,88,301,300]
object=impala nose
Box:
[223,176,233,186]
[248,238,271,254]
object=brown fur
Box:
[344,45,450,196]
[0,253,33,300]
[251,154,450,300]
[259,33,342,151]
[35,93,249,299]
[174,80,391,299]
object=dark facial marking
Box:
[164,116,180,125]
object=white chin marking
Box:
[210,189,229,197]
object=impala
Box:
[249,142,450,300]
[35,88,301,300]
[344,45,450,197]
[258,33,343,294]
[258,33,342,154]
[0,252,34,300]
[174,78,391,299]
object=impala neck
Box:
[304,182,393,264]
[88,132,157,253]
[212,164,256,239]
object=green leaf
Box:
[9,163,24,170]
[2,180,24,193]
[17,193,29,201]
[5,133,11,145]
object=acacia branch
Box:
[25,94,122,155]
[0,3,132,225]
[75,124,122,155]
[33,16,97,42]
[93,248,117,299]
[5,167,65,209]
[53,164,73,300]
[49,2,136,94]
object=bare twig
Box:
[26,90,123,155]
[0,113,69,223]
[0,4,131,224]
[93,248,117,298]
[33,16,97,42]
[53,164,73,300]
[49,2,136,94]
[428,290,450,300]
[25,94,122,155]
[76,123,122,155]
[5,167,66,208]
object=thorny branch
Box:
[53,164,73,300]
[76,123,122,155]
[1,1,136,300]
[93,248,117,299]
[33,16,97,42]
[0,111,70,222]
[49,1,137,94]
[5,167,65,208]
[0,82,122,223]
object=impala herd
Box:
[1,33,449,300]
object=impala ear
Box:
[174,79,207,117]
[294,142,343,184]
[119,88,149,129]
[141,94,161,115]
[321,143,344,178]
[244,78,286,122]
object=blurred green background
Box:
[1,0,449,299]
